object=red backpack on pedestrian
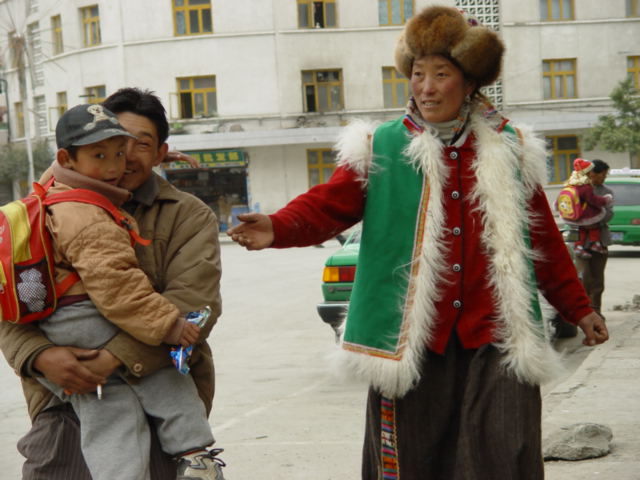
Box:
[555,185,585,222]
[0,181,149,324]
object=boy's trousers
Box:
[38,300,214,480]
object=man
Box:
[575,159,613,318]
[0,88,223,479]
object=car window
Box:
[347,230,361,246]
[607,183,640,207]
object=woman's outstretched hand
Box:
[227,213,274,250]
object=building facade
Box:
[0,0,638,223]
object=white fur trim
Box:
[335,119,379,184]
[470,113,562,386]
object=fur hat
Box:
[573,158,594,175]
[395,5,504,87]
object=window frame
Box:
[173,0,213,36]
[542,58,577,100]
[176,75,218,119]
[85,85,106,104]
[627,0,639,17]
[540,0,574,21]
[51,15,63,55]
[382,66,409,108]
[80,5,101,47]
[302,69,344,113]
[628,56,640,89]
[297,0,337,29]
[14,102,25,138]
[378,0,414,26]
[307,148,336,187]
[546,135,580,184]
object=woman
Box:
[229,6,608,479]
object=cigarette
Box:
[97,384,103,400]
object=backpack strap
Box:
[43,189,151,247]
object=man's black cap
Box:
[56,104,135,149]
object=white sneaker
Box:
[177,448,226,480]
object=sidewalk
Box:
[543,310,640,480]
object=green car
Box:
[317,230,359,338]
[605,175,640,246]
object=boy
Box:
[37,104,223,480]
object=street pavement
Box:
[0,240,638,479]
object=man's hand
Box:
[227,213,274,250]
[33,346,106,395]
[577,312,609,347]
[164,150,199,168]
[80,349,122,378]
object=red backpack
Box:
[555,185,585,222]
[0,181,149,324]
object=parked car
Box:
[318,228,579,340]
[317,230,359,340]
[605,174,640,246]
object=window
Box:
[543,59,577,99]
[57,91,68,116]
[173,0,212,36]
[49,91,67,130]
[382,67,409,108]
[455,0,500,29]
[8,31,18,68]
[29,0,39,14]
[85,85,106,104]
[627,0,639,17]
[628,56,640,89]
[307,149,336,187]
[302,70,344,112]
[34,96,47,137]
[540,0,574,21]
[27,22,44,87]
[80,5,101,47]
[546,136,580,184]
[51,15,63,55]
[177,76,217,118]
[14,102,25,138]
[378,0,413,26]
[298,0,337,28]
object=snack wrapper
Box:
[170,306,212,375]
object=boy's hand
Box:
[177,321,200,347]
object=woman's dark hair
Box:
[591,159,610,174]
[102,88,169,145]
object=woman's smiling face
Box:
[410,55,475,123]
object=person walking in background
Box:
[227,6,608,479]
[557,158,613,259]
[575,159,614,319]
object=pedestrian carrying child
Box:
[559,158,613,259]
[36,104,225,480]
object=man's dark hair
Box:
[591,159,610,174]
[102,88,169,145]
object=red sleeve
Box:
[580,184,609,208]
[269,165,365,248]
[529,187,593,324]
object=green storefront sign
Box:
[163,149,246,169]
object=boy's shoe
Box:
[574,245,592,259]
[177,448,226,480]
[589,242,606,254]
